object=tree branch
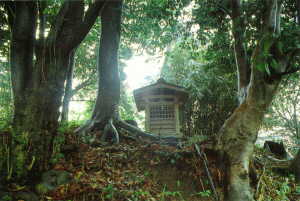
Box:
[230,0,250,102]
[268,48,300,79]
[263,0,282,34]
[48,0,106,52]
[3,1,15,29]
[46,1,70,46]
[70,76,95,97]
[46,0,102,50]
[69,0,107,49]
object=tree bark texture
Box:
[217,65,281,201]
[76,0,123,135]
[2,0,104,181]
[8,1,38,181]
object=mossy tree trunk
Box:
[217,62,281,201]
[1,0,104,182]
[218,0,300,200]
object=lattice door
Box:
[149,104,176,135]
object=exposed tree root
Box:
[101,118,119,144]
[75,117,119,144]
[76,119,183,147]
[115,120,182,147]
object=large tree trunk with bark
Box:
[1,0,104,182]
[8,1,38,180]
[10,36,75,178]
[217,65,281,201]
[76,1,123,139]
[14,49,71,173]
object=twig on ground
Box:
[194,144,219,201]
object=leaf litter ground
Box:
[46,132,219,201]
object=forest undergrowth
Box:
[1,126,299,201]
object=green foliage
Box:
[123,0,191,53]
[0,60,12,125]
[130,190,151,200]
[161,36,237,136]
[264,74,300,146]
[296,185,300,194]
[0,194,12,201]
[58,121,82,134]
[103,184,117,199]
[186,135,208,145]
[255,169,297,201]
[51,121,82,164]
[3,130,30,181]
[119,91,136,120]
[194,190,211,197]
[275,179,291,201]
[51,128,67,164]
[65,18,139,122]
[159,185,184,201]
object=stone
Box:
[36,170,72,194]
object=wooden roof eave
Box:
[133,79,189,112]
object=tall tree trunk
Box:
[218,1,287,200]
[217,62,281,201]
[11,47,71,179]
[76,1,123,136]
[8,2,72,178]
[61,49,76,122]
[231,0,251,104]
[2,0,104,182]
[8,1,38,181]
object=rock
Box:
[36,170,72,194]
[14,191,39,201]
[35,182,54,195]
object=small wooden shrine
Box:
[133,78,188,137]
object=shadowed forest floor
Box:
[1,128,300,201]
[45,130,219,201]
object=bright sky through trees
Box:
[124,53,164,92]
[69,53,163,121]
